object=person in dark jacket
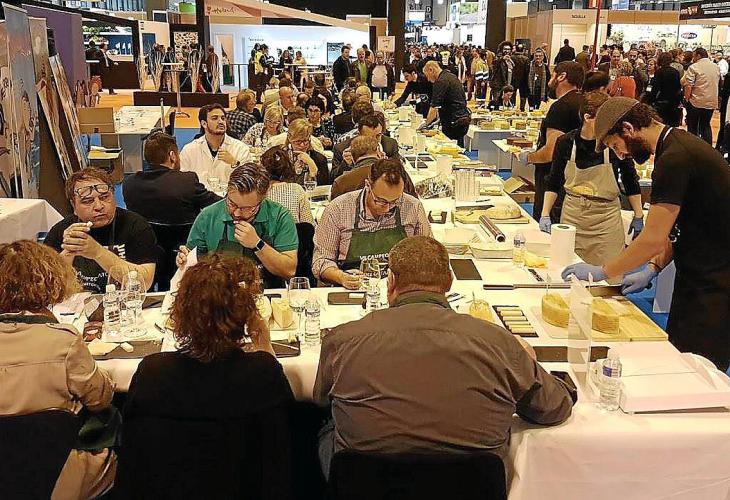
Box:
[554,39,576,64]
[116,254,294,499]
[644,52,682,127]
[332,45,354,91]
[123,132,220,224]
[490,42,517,105]
[394,64,433,118]
[367,50,396,100]
[511,46,530,111]
[332,92,357,137]
[526,48,551,110]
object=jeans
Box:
[317,419,335,480]
[685,101,714,144]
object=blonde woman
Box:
[243,105,284,149]
[283,118,329,186]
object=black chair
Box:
[149,222,193,291]
[0,409,80,499]
[296,222,315,285]
[164,111,176,137]
[328,450,507,500]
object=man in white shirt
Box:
[715,50,728,79]
[180,103,251,189]
[684,47,720,144]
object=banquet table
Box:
[68,160,730,500]
[0,198,63,243]
[114,105,171,173]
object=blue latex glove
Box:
[518,149,531,164]
[621,264,657,295]
[628,216,644,240]
[539,216,552,233]
[561,263,607,282]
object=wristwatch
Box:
[253,238,266,252]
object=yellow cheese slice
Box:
[485,205,521,220]
[542,293,569,328]
[592,298,620,335]
[271,298,295,329]
[523,250,547,268]
[469,299,494,323]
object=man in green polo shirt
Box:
[176,162,298,288]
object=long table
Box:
[69,164,730,500]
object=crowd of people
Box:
[2,35,730,499]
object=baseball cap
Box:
[594,97,640,152]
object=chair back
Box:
[0,409,80,499]
[329,449,507,500]
[149,222,193,291]
[295,222,315,284]
[165,111,176,137]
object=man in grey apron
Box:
[564,97,730,371]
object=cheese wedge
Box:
[485,205,521,220]
[592,298,620,335]
[523,250,547,268]
[542,293,570,328]
[469,299,494,323]
[271,298,295,329]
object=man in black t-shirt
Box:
[394,64,433,118]
[422,61,470,146]
[563,98,730,371]
[45,168,158,294]
[523,61,585,220]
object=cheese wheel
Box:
[485,205,521,220]
[592,298,620,335]
[469,299,494,323]
[271,298,295,329]
[542,293,569,328]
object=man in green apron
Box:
[312,159,432,289]
[178,163,298,289]
[564,97,730,371]
[540,91,644,267]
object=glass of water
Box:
[208,175,221,193]
[288,277,311,342]
[304,171,317,194]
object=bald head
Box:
[423,61,442,83]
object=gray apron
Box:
[560,144,625,267]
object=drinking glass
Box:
[303,171,317,194]
[359,257,383,292]
[207,175,221,193]
[288,277,311,342]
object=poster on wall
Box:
[4,4,40,199]
[49,54,87,170]
[0,22,13,197]
[327,42,344,66]
[29,18,74,180]
[244,36,327,66]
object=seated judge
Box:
[488,84,516,111]
[267,106,326,155]
[312,160,430,289]
[331,144,416,201]
[177,162,298,289]
[331,112,399,180]
[314,236,576,476]
[179,103,251,189]
[332,91,357,138]
[123,131,220,224]
[45,168,157,293]
[243,105,285,149]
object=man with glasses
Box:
[331,112,399,180]
[312,160,430,289]
[177,163,298,289]
[44,168,158,293]
[180,103,251,190]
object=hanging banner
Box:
[50,54,87,171]
[680,0,730,20]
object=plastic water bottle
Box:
[599,350,623,411]
[124,270,145,336]
[103,284,121,340]
[304,299,321,346]
[512,231,526,268]
[366,283,381,314]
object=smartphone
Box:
[450,259,482,280]
[328,291,366,305]
[142,295,164,309]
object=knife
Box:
[482,283,623,297]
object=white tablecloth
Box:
[0,198,63,243]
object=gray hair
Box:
[228,162,270,195]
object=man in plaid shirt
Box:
[227,90,259,140]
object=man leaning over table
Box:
[177,162,298,289]
[312,160,430,289]
[179,103,251,189]
[314,236,576,477]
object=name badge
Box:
[646,85,652,92]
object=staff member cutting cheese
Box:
[563,97,730,371]
[541,91,644,267]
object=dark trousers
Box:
[533,164,563,222]
[655,102,683,127]
[443,117,470,148]
[527,94,544,111]
[685,101,714,144]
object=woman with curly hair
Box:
[116,254,294,498]
[0,240,116,499]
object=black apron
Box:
[216,221,285,289]
[657,126,730,371]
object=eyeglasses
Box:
[368,185,401,208]
[225,195,261,214]
[74,183,112,198]
[265,118,282,125]
[289,138,310,147]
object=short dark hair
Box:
[579,90,609,120]
[144,131,178,166]
[582,70,610,92]
[402,64,417,74]
[358,113,381,131]
[606,102,659,137]
[341,92,356,112]
[501,85,514,94]
[389,236,451,293]
[564,39,570,45]
[260,146,295,182]
[306,96,325,113]
[554,61,585,88]
[198,103,225,123]
[369,158,404,186]
[657,52,673,68]
[341,45,349,53]
[65,167,113,202]
[694,47,708,59]
[228,162,270,195]
[279,77,293,88]
[351,100,374,124]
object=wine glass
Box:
[287,277,311,343]
[303,171,317,194]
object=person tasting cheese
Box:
[563,97,730,371]
[177,162,298,289]
[312,159,431,289]
[44,168,157,293]
[540,91,644,267]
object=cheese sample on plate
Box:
[485,205,521,220]
[592,298,620,335]
[542,293,570,328]
[271,298,295,329]
[469,299,494,323]
[523,250,547,268]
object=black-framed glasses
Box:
[367,185,401,208]
[74,183,112,198]
[225,195,261,215]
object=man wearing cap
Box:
[563,97,730,372]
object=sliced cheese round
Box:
[485,205,521,220]
[542,293,569,328]
[592,298,620,335]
